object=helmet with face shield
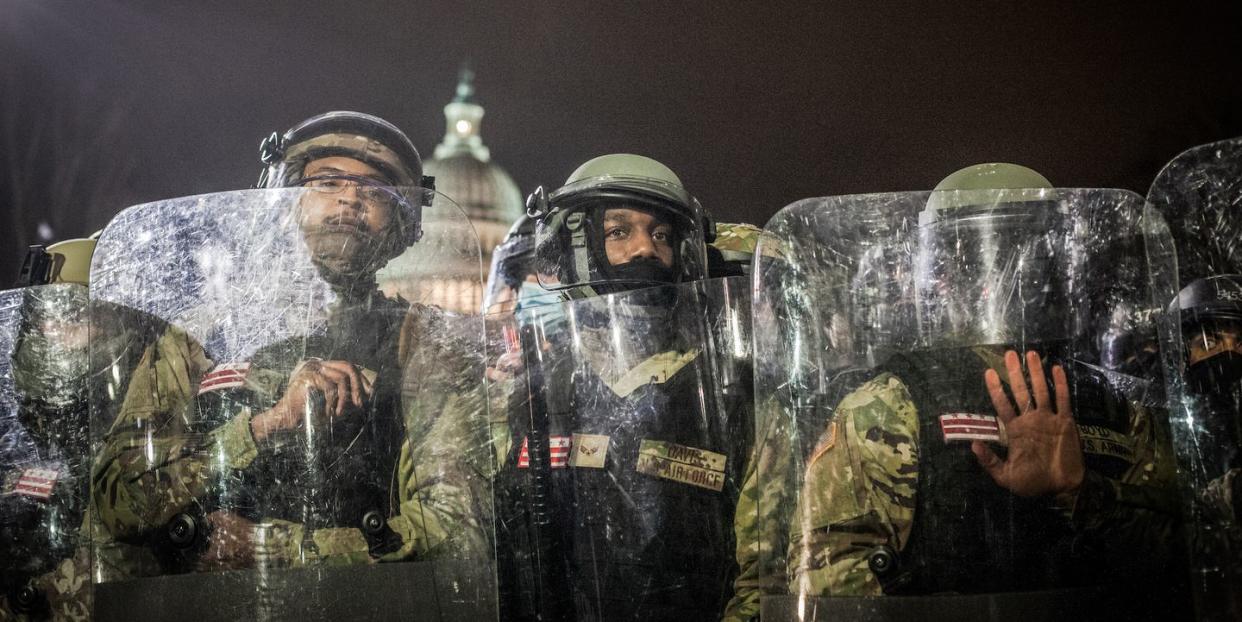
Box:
[10,237,95,453]
[252,111,427,285]
[1172,274,1242,393]
[528,154,711,297]
[915,163,1068,347]
[257,110,427,248]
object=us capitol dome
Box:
[380,68,523,313]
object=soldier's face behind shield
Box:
[1185,319,1242,395]
[294,156,398,285]
[602,206,675,270]
[1187,320,1242,366]
[13,288,89,413]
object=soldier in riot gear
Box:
[89,110,492,610]
[1,239,99,621]
[496,154,752,621]
[728,164,1185,621]
[1171,275,1242,618]
[1147,136,1242,622]
[1174,275,1242,464]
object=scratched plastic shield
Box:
[487,275,753,621]
[0,284,95,620]
[1148,136,1242,622]
[86,187,495,622]
[746,188,1187,620]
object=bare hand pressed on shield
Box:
[973,350,1085,498]
[249,359,374,443]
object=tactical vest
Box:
[503,337,749,621]
[873,346,1134,595]
[191,295,407,556]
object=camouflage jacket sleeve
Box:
[1057,403,1183,564]
[787,373,918,598]
[379,307,493,562]
[264,307,495,566]
[1203,468,1241,523]
[722,396,794,622]
[248,397,494,569]
[0,547,92,622]
[91,326,260,540]
[200,357,494,570]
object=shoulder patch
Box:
[939,413,1006,444]
[517,435,571,469]
[5,467,59,501]
[197,362,252,395]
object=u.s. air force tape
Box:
[635,439,727,492]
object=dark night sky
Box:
[3,0,1241,283]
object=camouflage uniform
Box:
[725,347,1182,619]
[91,295,490,577]
[499,292,752,621]
[722,395,793,622]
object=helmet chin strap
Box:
[566,211,592,286]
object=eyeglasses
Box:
[296,174,406,209]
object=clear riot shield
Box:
[0,284,93,620]
[1148,136,1242,621]
[747,188,1188,621]
[488,276,753,621]
[87,187,494,622]
[1148,137,1242,285]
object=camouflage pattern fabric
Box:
[722,395,794,622]
[0,542,91,622]
[796,371,1179,596]
[709,222,787,281]
[1203,468,1241,524]
[724,352,1182,619]
[91,301,490,576]
[787,373,918,597]
[711,223,763,258]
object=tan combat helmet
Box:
[16,233,98,287]
[922,162,1054,224]
[45,236,98,286]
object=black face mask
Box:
[604,257,676,287]
[1186,351,1242,396]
